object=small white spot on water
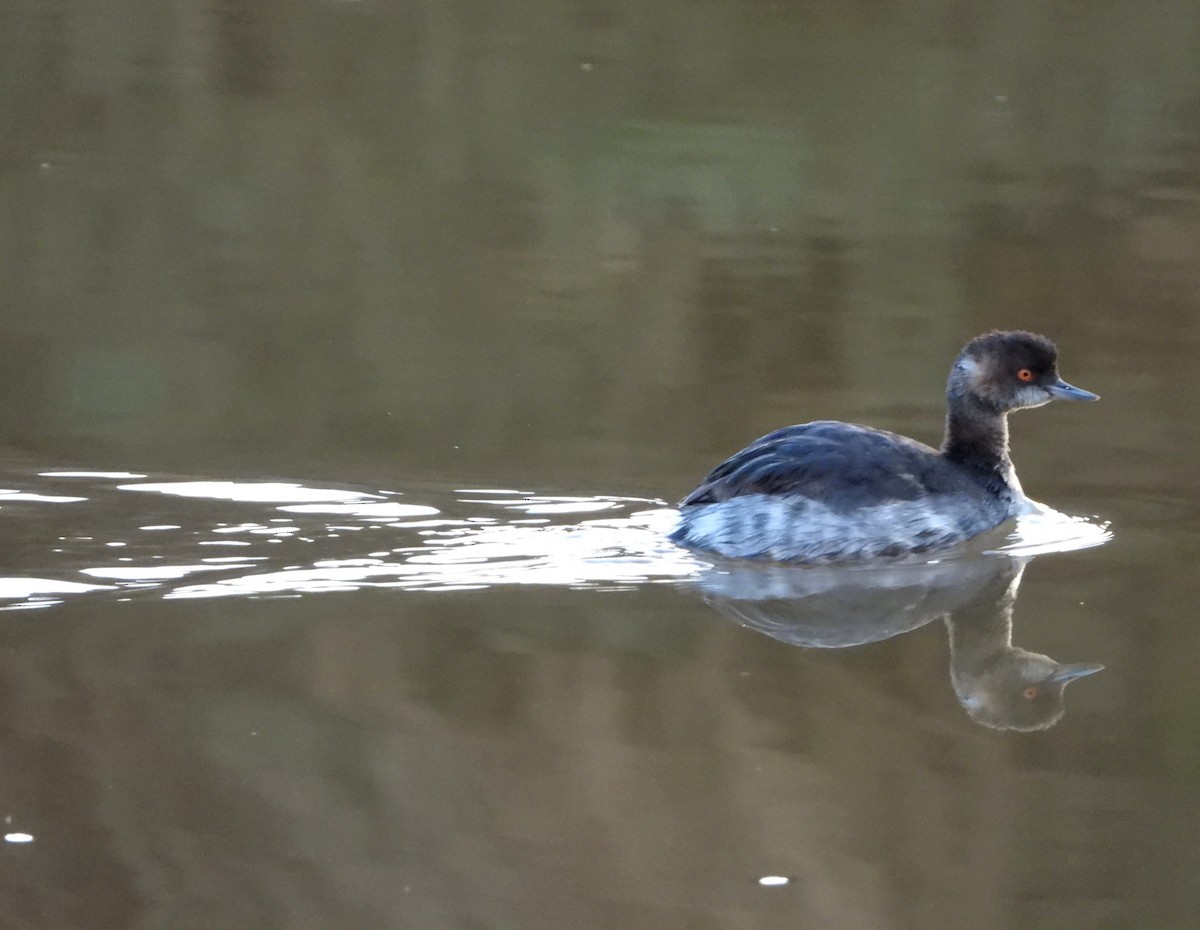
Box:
[758,875,789,887]
[4,833,34,844]
[41,471,146,479]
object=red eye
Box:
[1022,686,1039,700]
[1016,368,1035,383]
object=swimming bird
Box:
[671,331,1098,562]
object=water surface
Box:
[3,2,1200,928]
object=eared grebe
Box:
[671,331,1098,562]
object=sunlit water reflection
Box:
[0,468,1110,609]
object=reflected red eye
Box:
[1022,686,1039,700]
[1016,368,1035,383]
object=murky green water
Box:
[2,2,1200,928]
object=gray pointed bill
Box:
[1047,662,1105,684]
[1048,379,1100,402]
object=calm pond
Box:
[1,3,1199,928]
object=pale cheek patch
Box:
[1017,385,1051,408]
[956,357,982,390]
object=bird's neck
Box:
[941,397,1015,492]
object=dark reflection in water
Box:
[697,556,1103,730]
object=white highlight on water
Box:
[0,490,86,503]
[118,481,376,504]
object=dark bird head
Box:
[948,331,1099,413]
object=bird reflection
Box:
[693,555,1101,731]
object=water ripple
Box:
[0,470,1110,608]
